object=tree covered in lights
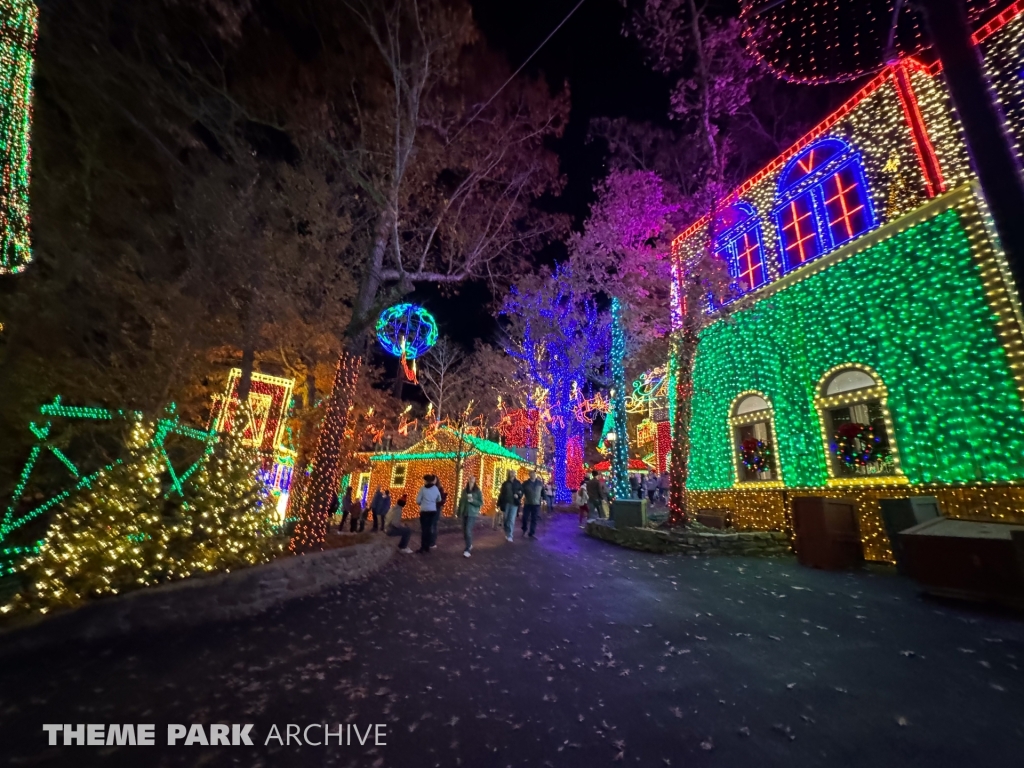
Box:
[0,0,36,275]
[8,422,281,615]
[621,2,764,521]
[569,169,679,498]
[501,265,608,503]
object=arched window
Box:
[712,201,768,296]
[815,365,904,482]
[774,138,876,273]
[729,392,782,485]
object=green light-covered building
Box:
[670,14,1024,561]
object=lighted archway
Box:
[813,364,906,485]
[728,390,783,487]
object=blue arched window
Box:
[712,201,768,296]
[773,138,876,273]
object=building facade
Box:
[671,6,1024,562]
[345,426,543,519]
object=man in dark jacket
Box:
[369,487,390,532]
[585,471,606,521]
[520,470,544,539]
[496,470,523,542]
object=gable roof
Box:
[365,425,532,464]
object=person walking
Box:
[645,475,657,506]
[574,481,589,528]
[416,474,443,553]
[339,486,355,532]
[541,481,554,515]
[369,487,390,532]
[496,470,523,542]
[629,473,640,500]
[521,470,544,539]
[658,471,670,504]
[457,475,484,557]
[384,495,414,553]
[585,471,607,521]
[356,501,369,532]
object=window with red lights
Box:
[711,201,769,301]
[773,138,876,274]
[778,192,822,270]
[822,166,871,248]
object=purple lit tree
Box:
[621,1,759,522]
[501,265,608,503]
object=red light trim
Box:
[974,0,1024,43]
[781,198,818,266]
[892,61,946,197]
[737,232,763,291]
[824,171,866,240]
[673,68,894,249]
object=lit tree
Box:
[292,0,569,548]
[569,169,679,498]
[8,420,280,615]
[501,265,608,503]
[623,1,760,522]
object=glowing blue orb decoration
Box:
[376,303,439,360]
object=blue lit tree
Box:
[501,265,608,503]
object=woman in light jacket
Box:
[415,474,442,554]
[457,475,484,558]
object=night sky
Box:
[401,0,842,359]
[406,0,672,353]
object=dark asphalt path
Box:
[2,513,1023,768]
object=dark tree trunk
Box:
[920,0,1024,299]
[237,344,255,403]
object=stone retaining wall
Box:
[586,520,792,557]
[0,536,394,654]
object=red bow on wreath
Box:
[837,422,867,441]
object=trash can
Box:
[879,496,940,573]
[792,496,863,570]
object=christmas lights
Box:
[209,369,294,454]
[2,398,208,546]
[712,202,768,298]
[291,353,360,552]
[375,303,439,359]
[349,426,541,519]
[687,197,1024,493]
[608,298,630,499]
[497,408,541,448]
[0,0,35,275]
[502,270,606,503]
[6,423,281,615]
[774,138,877,273]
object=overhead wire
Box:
[446,0,588,147]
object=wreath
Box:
[833,422,887,469]
[739,437,772,474]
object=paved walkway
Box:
[1,514,1023,768]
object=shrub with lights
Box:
[6,421,282,616]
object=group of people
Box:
[339,469,553,559]
[494,469,547,545]
[628,471,670,505]
[329,486,395,534]
[571,469,670,527]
